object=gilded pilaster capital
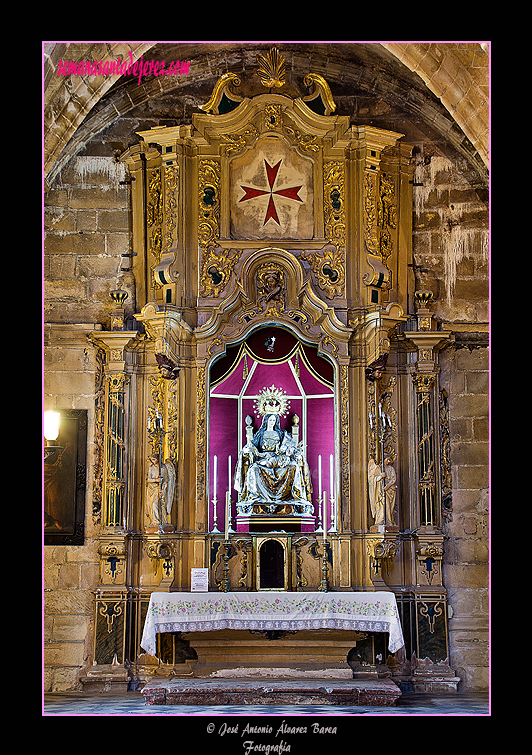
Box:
[412,371,437,392]
[88,330,141,369]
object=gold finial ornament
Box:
[256,48,286,89]
[414,290,434,309]
[109,281,128,308]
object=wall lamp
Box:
[44,410,63,460]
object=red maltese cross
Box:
[239,159,303,225]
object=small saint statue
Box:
[383,456,397,524]
[368,456,397,526]
[368,457,385,526]
[146,454,176,528]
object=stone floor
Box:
[43,690,490,716]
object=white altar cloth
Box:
[141,591,404,656]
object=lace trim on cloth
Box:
[151,618,392,636]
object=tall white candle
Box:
[318,454,322,497]
[228,455,232,493]
[329,454,334,529]
[225,491,230,541]
[213,455,217,500]
[323,491,327,542]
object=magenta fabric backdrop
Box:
[208,329,336,532]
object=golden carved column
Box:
[404,292,452,531]
[85,329,141,687]
[89,331,140,531]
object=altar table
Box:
[141,591,404,657]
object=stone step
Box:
[141,676,402,706]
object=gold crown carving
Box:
[254,385,290,418]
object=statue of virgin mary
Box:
[234,412,313,514]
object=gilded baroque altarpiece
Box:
[86,55,457,690]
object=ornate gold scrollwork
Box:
[303,73,337,116]
[145,540,175,577]
[92,347,105,524]
[324,161,346,248]
[368,536,400,577]
[196,366,207,504]
[320,336,339,356]
[378,172,397,265]
[198,159,221,252]
[373,538,400,561]
[412,372,436,393]
[303,161,345,298]
[363,169,398,293]
[200,72,243,114]
[221,124,259,156]
[232,538,253,589]
[364,171,380,256]
[439,389,453,523]
[207,337,224,358]
[413,371,437,526]
[303,244,345,298]
[264,103,283,131]
[98,542,126,584]
[104,373,129,528]
[199,246,240,298]
[99,600,123,633]
[419,600,443,634]
[147,374,178,462]
[147,167,163,265]
[417,542,444,586]
[283,126,319,153]
[340,364,350,507]
[163,162,178,253]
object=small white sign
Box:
[190,568,209,592]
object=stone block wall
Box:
[411,152,489,324]
[439,344,489,690]
[43,323,101,692]
[411,147,489,690]
[44,141,489,690]
[44,157,132,326]
[44,157,132,691]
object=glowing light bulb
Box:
[44,411,60,442]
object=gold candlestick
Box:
[220,539,232,592]
[319,539,330,592]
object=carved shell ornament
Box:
[256,48,286,89]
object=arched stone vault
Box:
[382,43,489,169]
[44,42,489,188]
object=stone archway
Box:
[44,42,489,187]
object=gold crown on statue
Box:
[254,385,290,418]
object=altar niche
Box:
[207,326,337,536]
[254,535,291,590]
